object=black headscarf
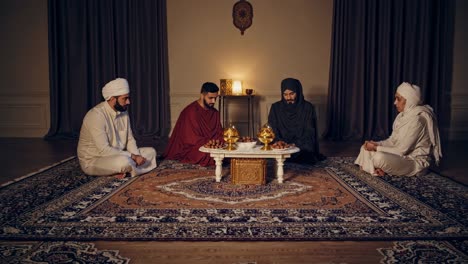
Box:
[279,78,306,118]
[268,78,325,164]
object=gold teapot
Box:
[257,123,275,150]
[223,124,240,150]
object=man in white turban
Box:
[77,78,157,178]
[355,82,442,176]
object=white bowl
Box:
[236,141,257,150]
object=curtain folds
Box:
[324,0,455,142]
[46,0,170,141]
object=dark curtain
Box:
[46,0,170,142]
[323,0,455,142]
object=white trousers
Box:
[82,147,157,177]
[354,146,421,176]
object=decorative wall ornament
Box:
[232,0,253,35]
[220,79,233,95]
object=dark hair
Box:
[200,82,219,94]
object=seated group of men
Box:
[77,78,441,179]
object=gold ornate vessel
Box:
[257,123,275,150]
[220,79,233,95]
[223,124,239,150]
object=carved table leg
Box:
[276,157,285,183]
[214,156,224,182]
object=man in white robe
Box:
[355,82,442,176]
[77,78,157,178]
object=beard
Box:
[204,98,215,109]
[114,99,128,112]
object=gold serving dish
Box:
[223,125,239,150]
[257,123,275,150]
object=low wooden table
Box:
[199,146,300,183]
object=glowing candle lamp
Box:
[232,80,242,95]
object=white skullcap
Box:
[102,78,130,101]
[396,82,421,110]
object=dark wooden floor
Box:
[0,138,466,264]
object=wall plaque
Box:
[232,0,253,35]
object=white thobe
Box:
[355,109,435,176]
[77,102,157,176]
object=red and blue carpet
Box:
[0,157,466,242]
[1,157,467,262]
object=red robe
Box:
[163,100,223,166]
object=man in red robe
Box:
[163,82,223,166]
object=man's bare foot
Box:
[374,168,386,176]
[113,173,126,179]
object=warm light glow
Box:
[232,80,242,95]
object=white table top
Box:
[199,145,300,158]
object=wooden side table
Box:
[218,95,255,137]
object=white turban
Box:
[396,82,422,111]
[102,78,130,101]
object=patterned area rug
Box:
[0,157,466,242]
[0,241,129,263]
[377,240,468,263]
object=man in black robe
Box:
[268,78,325,164]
